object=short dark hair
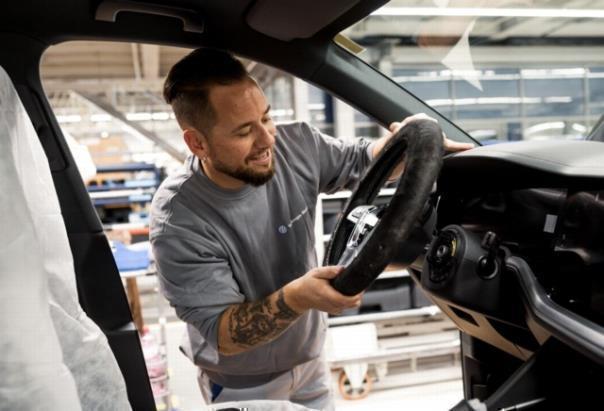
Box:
[163,48,249,134]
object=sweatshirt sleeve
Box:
[150,201,244,351]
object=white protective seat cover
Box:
[0,66,130,410]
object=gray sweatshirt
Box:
[150,122,372,388]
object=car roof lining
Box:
[1,0,387,45]
[91,0,386,42]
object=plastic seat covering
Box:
[0,66,131,410]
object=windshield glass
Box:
[341,0,604,144]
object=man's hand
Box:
[286,266,363,315]
[387,112,475,153]
[370,113,474,181]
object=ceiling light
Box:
[372,7,604,19]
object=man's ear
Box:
[183,128,208,159]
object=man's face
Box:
[201,79,277,189]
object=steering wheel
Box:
[324,119,444,296]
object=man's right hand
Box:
[285,266,363,315]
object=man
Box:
[150,48,471,410]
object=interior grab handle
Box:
[96,0,204,34]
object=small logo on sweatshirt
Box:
[278,206,309,234]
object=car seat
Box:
[0,65,131,410]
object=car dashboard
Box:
[411,140,604,365]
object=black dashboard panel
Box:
[417,139,604,362]
[439,140,604,191]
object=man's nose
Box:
[257,123,276,147]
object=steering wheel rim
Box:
[324,119,444,296]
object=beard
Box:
[213,149,276,187]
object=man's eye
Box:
[237,128,252,137]
[262,116,273,124]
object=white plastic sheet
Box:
[211,401,317,411]
[0,66,130,410]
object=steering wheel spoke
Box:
[338,205,381,266]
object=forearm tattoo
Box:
[228,289,300,348]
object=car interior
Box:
[1,1,603,410]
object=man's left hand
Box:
[373,112,474,182]
[387,112,475,153]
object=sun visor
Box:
[246,0,360,41]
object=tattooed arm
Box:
[218,288,300,355]
[217,265,363,356]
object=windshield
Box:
[341,0,604,144]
